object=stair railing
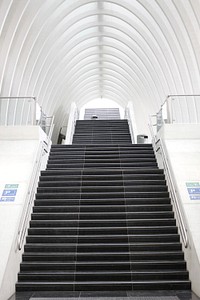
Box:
[16,141,48,251]
[156,94,200,126]
[64,102,79,144]
[40,115,55,141]
[124,102,137,143]
[149,116,189,248]
[0,96,37,125]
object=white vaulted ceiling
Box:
[0,0,200,138]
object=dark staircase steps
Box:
[41,168,164,176]
[47,163,158,169]
[18,270,189,281]
[28,226,178,235]
[37,185,168,193]
[29,219,176,228]
[34,198,171,206]
[72,121,132,145]
[16,120,190,292]
[22,251,184,262]
[16,280,191,292]
[33,205,173,213]
[31,212,174,220]
[20,261,187,272]
[39,175,166,182]
[35,192,170,199]
[24,242,183,253]
[38,180,166,187]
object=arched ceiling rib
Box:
[0,0,200,134]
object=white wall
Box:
[157,124,200,296]
[0,126,50,300]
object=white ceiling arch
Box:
[0,0,199,139]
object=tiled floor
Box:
[9,290,200,300]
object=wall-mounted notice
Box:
[0,184,19,202]
[186,182,200,200]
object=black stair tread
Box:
[49,155,156,159]
[50,144,148,147]
[31,211,173,216]
[30,219,176,227]
[25,234,180,238]
[20,260,185,265]
[16,280,191,284]
[34,197,171,202]
[24,242,183,252]
[39,180,166,185]
[37,185,167,190]
[33,205,172,209]
[22,250,184,256]
[39,176,165,182]
[28,226,177,230]
[47,159,157,163]
[41,168,164,175]
[18,271,189,276]
[28,227,177,235]
[35,192,170,198]
[24,242,182,246]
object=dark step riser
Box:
[41,169,164,176]
[30,219,176,227]
[34,198,171,206]
[46,163,158,169]
[37,186,168,193]
[26,235,180,243]
[28,227,178,235]
[39,176,165,182]
[20,262,186,272]
[35,192,170,199]
[22,253,184,262]
[31,212,174,220]
[16,281,191,292]
[47,159,157,164]
[24,242,183,252]
[38,180,166,187]
[18,271,189,281]
[32,206,172,213]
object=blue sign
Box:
[190,195,200,200]
[5,184,19,189]
[0,197,15,202]
[187,188,200,194]
[2,189,17,196]
[186,182,200,200]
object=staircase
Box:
[16,119,191,292]
[84,108,121,120]
[72,120,132,144]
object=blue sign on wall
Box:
[0,197,15,202]
[187,188,200,194]
[2,189,17,197]
[186,182,200,200]
[0,184,19,202]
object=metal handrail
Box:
[41,115,54,140]
[158,138,189,248]
[124,102,136,143]
[161,94,200,107]
[16,141,46,250]
[149,116,189,248]
[47,115,55,140]
[125,108,134,143]
[65,102,79,144]
[0,96,37,126]
[160,94,200,124]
